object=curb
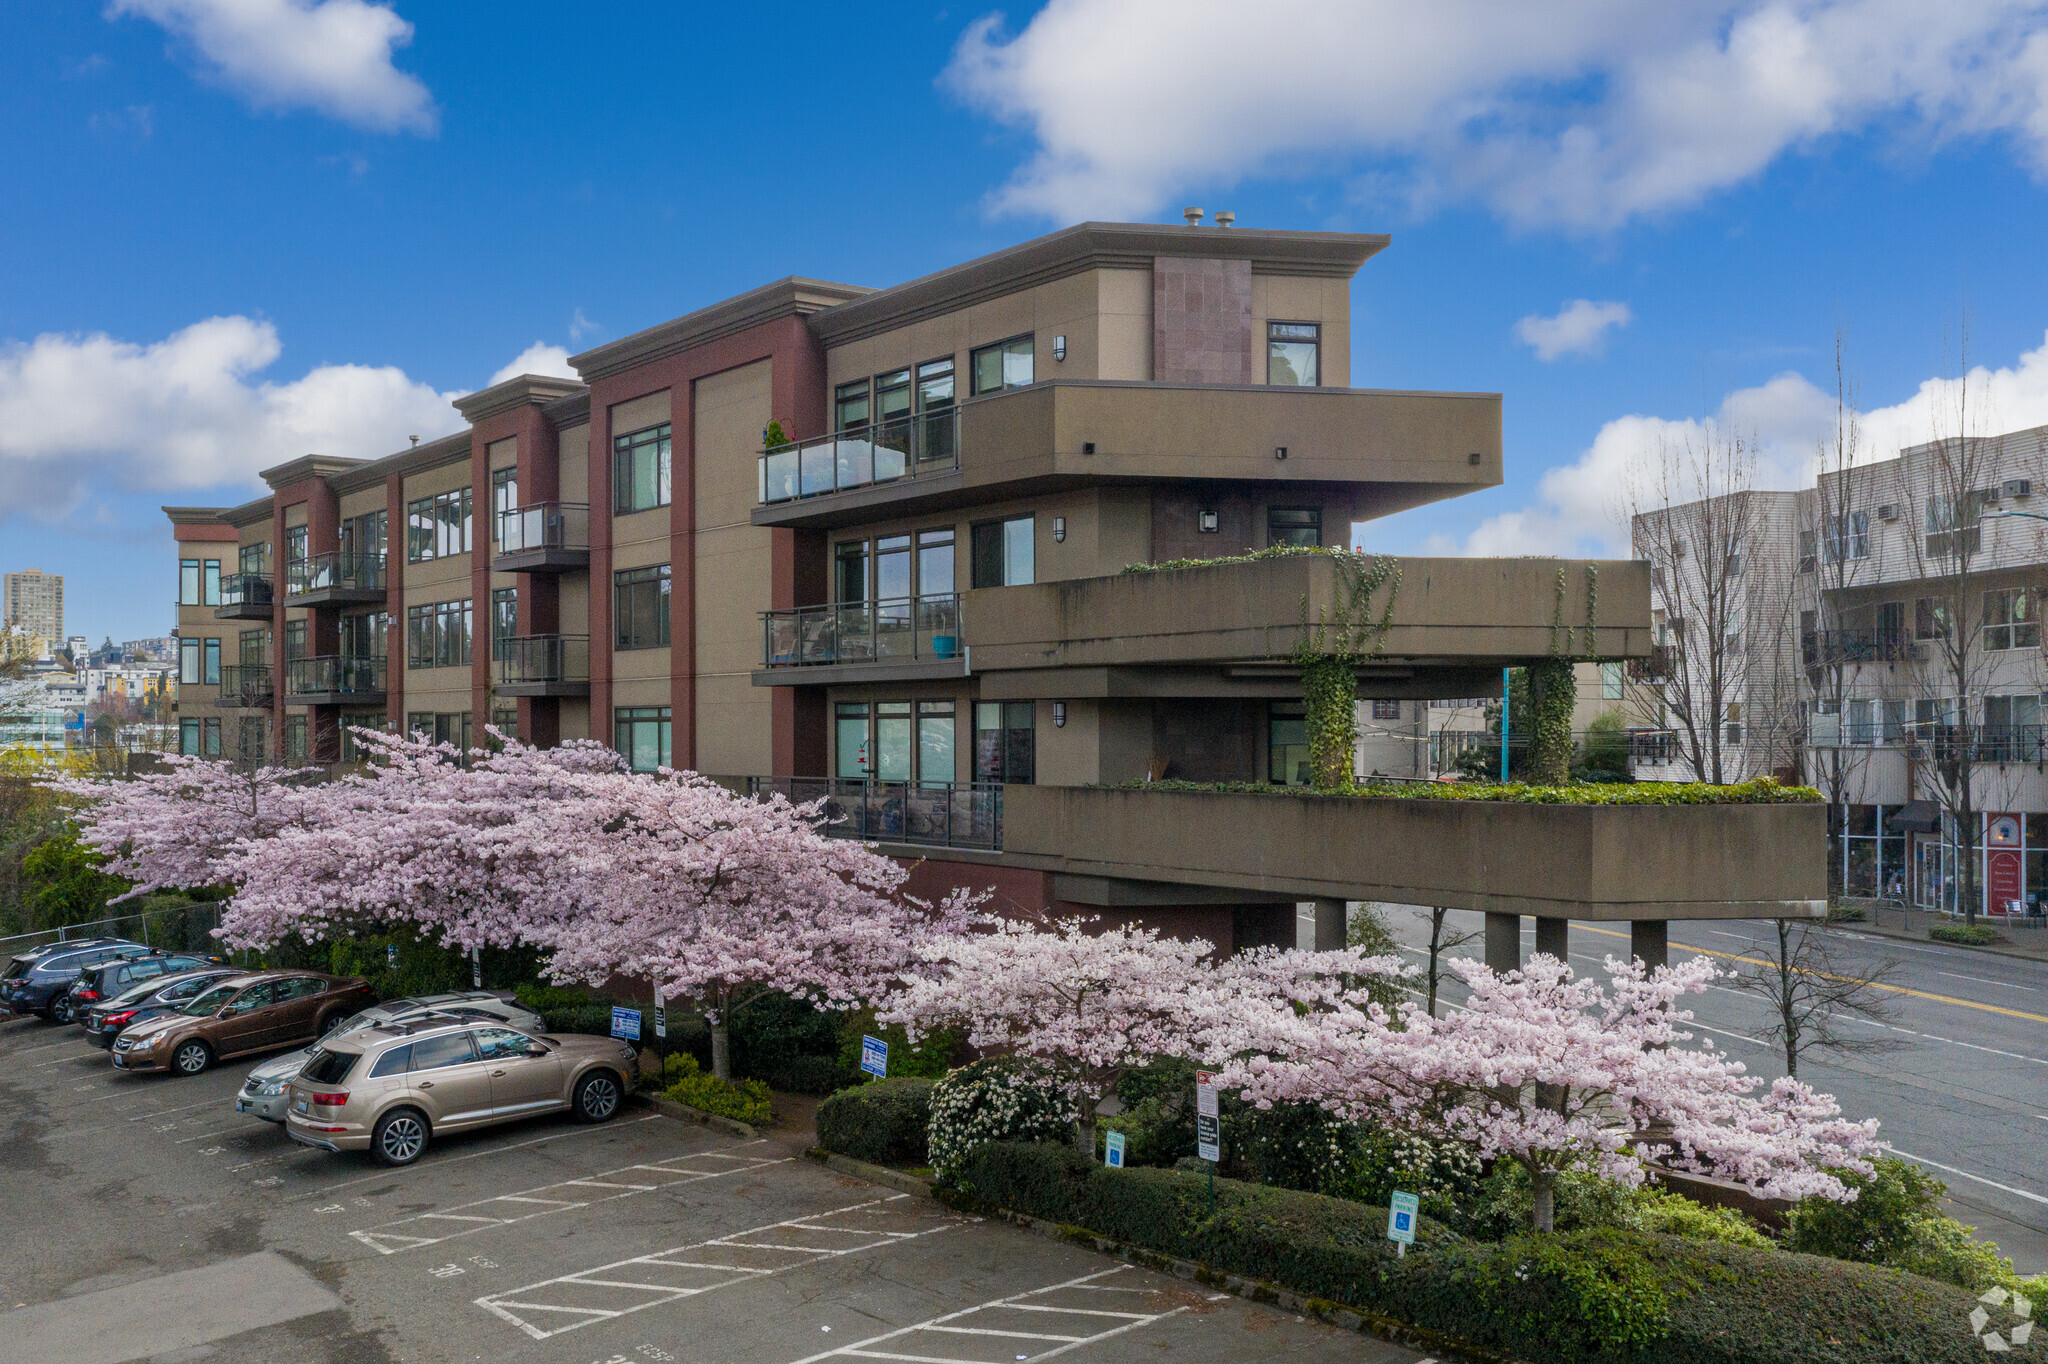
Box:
[1824,918,2048,964]
[631,1090,760,1140]
[803,1149,1514,1364]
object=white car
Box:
[234,991,548,1122]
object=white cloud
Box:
[567,308,600,343]
[0,315,463,521]
[1446,331,2048,557]
[1516,300,1633,361]
[945,0,2048,230]
[487,342,578,387]
[108,0,437,134]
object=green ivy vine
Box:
[1528,564,1602,787]
[1292,553,1403,790]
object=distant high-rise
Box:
[2,570,62,645]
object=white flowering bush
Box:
[928,1057,1078,1178]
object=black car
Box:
[66,952,221,1024]
[82,967,242,1048]
[0,941,150,1021]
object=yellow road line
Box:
[1574,923,2048,1026]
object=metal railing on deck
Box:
[286,655,387,697]
[288,551,386,596]
[748,776,1001,850]
[757,408,959,505]
[762,594,962,668]
[496,502,589,554]
[218,573,272,610]
[493,634,590,686]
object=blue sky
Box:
[9,1,2048,644]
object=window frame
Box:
[1266,321,1321,387]
[1267,506,1322,549]
[614,706,672,773]
[611,422,672,516]
[969,334,1035,396]
[970,516,1035,589]
[613,565,672,651]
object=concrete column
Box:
[1313,898,1347,951]
[1631,919,1668,972]
[1534,916,1569,964]
[1484,912,1521,973]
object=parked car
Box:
[66,952,222,1023]
[0,941,151,1021]
[83,967,243,1049]
[112,971,375,1075]
[235,992,547,1122]
[285,1018,637,1165]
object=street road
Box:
[1361,905,2048,1273]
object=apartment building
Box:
[3,569,63,644]
[166,220,1828,951]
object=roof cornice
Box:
[329,431,473,493]
[569,276,873,383]
[451,374,587,424]
[543,390,590,428]
[259,454,365,490]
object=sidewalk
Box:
[1831,900,2048,964]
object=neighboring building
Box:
[163,219,1825,954]
[3,569,63,644]
[120,636,177,664]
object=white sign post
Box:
[469,946,481,990]
[652,987,667,1039]
[1387,1190,1419,1258]
[1195,1071,1222,1214]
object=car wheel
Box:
[171,1039,213,1076]
[52,997,74,1025]
[315,1010,341,1036]
[372,1109,429,1167]
[573,1070,623,1124]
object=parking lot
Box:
[0,1013,1420,1364]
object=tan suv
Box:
[285,1019,638,1165]
[112,971,375,1076]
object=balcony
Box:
[748,776,1000,851]
[1002,785,1826,922]
[757,409,958,507]
[287,552,387,606]
[752,380,1502,530]
[494,503,590,573]
[212,665,273,709]
[756,595,966,686]
[286,655,387,706]
[492,634,591,697]
[214,574,273,620]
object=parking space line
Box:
[284,1113,660,1201]
[781,1266,1187,1364]
[349,1148,786,1254]
[474,1195,964,1341]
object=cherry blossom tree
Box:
[1222,953,1881,1231]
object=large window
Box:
[615,706,671,772]
[614,565,671,650]
[341,509,386,564]
[970,517,1035,589]
[836,702,870,778]
[283,619,307,663]
[1915,596,1952,640]
[178,559,221,606]
[238,542,270,577]
[406,490,472,562]
[406,599,472,669]
[1267,322,1320,386]
[340,611,388,660]
[1268,702,1309,785]
[918,699,956,785]
[1601,661,1625,700]
[178,636,220,686]
[407,711,472,749]
[613,423,671,514]
[491,587,517,658]
[1983,587,2039,650]
[285,715,307,762]
[285,526,308,575]
[1268,507,1322,548]
[918,528,955,595]
[238,629,267,667]
[834,540,867,603]
[236,715,266,763]
[973,701,1035,784]
[970,335,1034,395]
[1823,510,1870,564]
[490,467,517,542]
[834,379,870,433]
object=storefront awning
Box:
[1886,799,1941,834]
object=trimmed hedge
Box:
[1929,922,2001,946]
[815,1078,935,1166]
[946,1142,1993,1364]
[1113,777,1822,806]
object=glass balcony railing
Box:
[496,502,589,555]
[493,634,590,687]
[762,594,961,668]
[287,551,386,597]
[214,665,273,708]
[286,655,387,698]
[217,573,273,611]
[748,776,1001,850]
[757,408,959,505]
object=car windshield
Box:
[298,1049,357,1085]
[181,983,241,1017]
[110,977,171,1006]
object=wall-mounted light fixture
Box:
[1198,509,1219,533]
[1053,701,1067,727]
[1053,335,1068,362]
[1082,441,1096,456]
[1053,516,1067,542]
[1274,446,1289,461]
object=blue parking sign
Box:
[1387,1190,1419,1249]
[611,1006,642,1040]
[1104,1130,1127,1168]
[860,1034,888,1078]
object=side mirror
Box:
[525,1044,550,1057]
[217,1007,236,1019]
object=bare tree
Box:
[1421,906,1480,1018]
[1727,919,1903,1078]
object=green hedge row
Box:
[1113,777,1823,805]
[1928,922,2001,946]
[815,1078,934,1166]
[943,1142,1992,1364]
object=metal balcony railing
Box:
[286,655,387,698]
[757,408,959,505]
[748,776,1001,850]
[1430,728,1677,774]
[287,551,386,597]
[496,502,589,554]
[214,665,273,708]
[762,594,962,668]
[217,573,273,611]
[493,634,590,687]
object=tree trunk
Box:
[710,1017,732,1082]
[1531,1169,1557,1233]
[1074,1115,1096,1157]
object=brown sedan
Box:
[111,971,375,1076]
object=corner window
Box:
[1267,322,1320,386]
[615,707,671,772]
[1267,507,1321,548]
[970,335,1034,396]
[614,566,671,650]
[613,423,671,515]
[970,517,1035,588]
